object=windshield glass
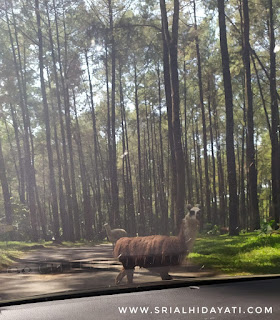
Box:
[0,0,279,303]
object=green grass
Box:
[2,235,280,276]
[189,232,280,275]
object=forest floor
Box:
[1,233,279,302]
[189,232,280,275]
[0,243,215,302]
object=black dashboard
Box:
[0,277,279,319]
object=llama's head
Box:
[180,205,201,251]
[103,223,110,231]
[185,204,201,222]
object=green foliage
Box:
[10,200,32,241]
[0,0,279,241]
[259,219,280,236]
[206,224,220,235]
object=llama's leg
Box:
[160,273,173,280]
[126,268,134,284]
[115,267,126,285]
[148,266,173,280]
[160,267,173,280]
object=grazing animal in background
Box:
[220,227,229,235]
[114,204,201,285]
[103,223,128,249]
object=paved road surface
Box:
[0,244,215,301]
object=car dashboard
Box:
[0,277,279,320]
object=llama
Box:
[220,227,229,235]
[103,223,128,249]
[114,204,200,284]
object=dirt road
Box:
[0,244,215,301]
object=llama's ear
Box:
[187,204,192,211]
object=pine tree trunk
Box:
[108,0,120,227]
[207,80,218,225]
[218,0,239,235]
[196,121,205,223]
[183,60,193,204]
[134,60,145,234]
[0,139,13,225]
[5,1,38,240]
[105,38,113,225]
[47,70,69,240]
[157,65,168,234]
[73,92,93,240]
[160,1,176,232]
[242,0,260,230]
[35,0,60,240]
[121,81,136,235]
[192,114,200,205]
[53,0,75,241]
[213,103,226,226]
[268,0,280,225]
[10,104,25,204]
[61,10,81,240]
[194,0,211,224]
[46,2,70,241]
[85,51,103,234]
[160,0,185,232]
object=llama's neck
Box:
[178,218,198,254]
[105,225,111,234]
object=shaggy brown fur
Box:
[220,227,229,235]
[114,205,200,284]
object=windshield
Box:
[0,0,279,303]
